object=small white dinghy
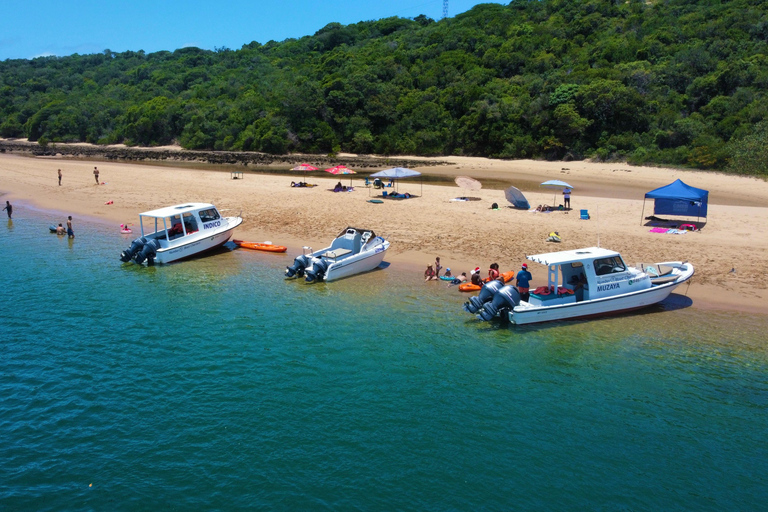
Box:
[464,247,694,325]
[285,227,389,282]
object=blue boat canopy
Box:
[643,179,708,219]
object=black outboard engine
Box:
[134,238,161,265]
[120,237,147,262]
[305,259,329,283]
[478,285,521,321]
[285,255,312,278]
[463,280,505,314]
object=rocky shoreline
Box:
[0,139,450,169]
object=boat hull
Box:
[324,247,388,281]
[154,217,242,264]
[509,262,694,325]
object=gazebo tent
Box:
[641,179,709,223]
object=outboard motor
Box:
[463,280,505,314]
[305,259,329,283]
[478,285,521,321]
[120,237,147,262]
[134,238,161,265]
[285,255,312,278]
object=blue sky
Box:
[0,0,505,61]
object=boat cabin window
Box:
[167,215,185,239]
[199,209,220,223]
[182,212,198,233]
[594,256,626,276]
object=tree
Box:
[726,121,768,177]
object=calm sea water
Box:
[2,207,767,510]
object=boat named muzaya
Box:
[463,247,694,325]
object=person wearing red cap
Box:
[516,262,533,301]
[470,267,483,286]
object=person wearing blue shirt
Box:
[516,263,533,301]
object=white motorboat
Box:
[119,203,243,265]
[464,247,694,325]
[285,227,389,282]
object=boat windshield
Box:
[594,256,627,276]
[199,209,220,222]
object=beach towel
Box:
[649,227,669,233]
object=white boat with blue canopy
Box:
[463,247,694,325]
[119,202,243,265]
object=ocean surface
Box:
[2,207,767,510]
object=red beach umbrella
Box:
[290,163,319,183]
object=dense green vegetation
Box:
[2,0,768,175]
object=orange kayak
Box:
[458,271,515,292]
[233,239,287,253]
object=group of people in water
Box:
[425,256,534,299]
[52,216,76,238]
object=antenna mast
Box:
[443,0,448,19]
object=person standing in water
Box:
[66,215,75,238]
[2,201,12,219]
[93,166,100,185]
[58,168,62,186]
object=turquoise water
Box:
[2,207,768,510]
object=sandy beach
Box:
[1,147,767,315]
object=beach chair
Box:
[364,177,371,187]
[580,209,590,220]
[373,178,383,189]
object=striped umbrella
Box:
[325,165,356,186]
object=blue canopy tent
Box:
[641,179,708,224]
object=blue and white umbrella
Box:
[505,186,530,209]
[541,180,574,206]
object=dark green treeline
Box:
[2,0,768,176]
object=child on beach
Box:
[424,264,437,281]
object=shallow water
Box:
[1,210,767,509]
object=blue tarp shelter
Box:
[641,179,708,223]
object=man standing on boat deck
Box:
[516,263,533,301]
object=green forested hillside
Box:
[1,0,767,175]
